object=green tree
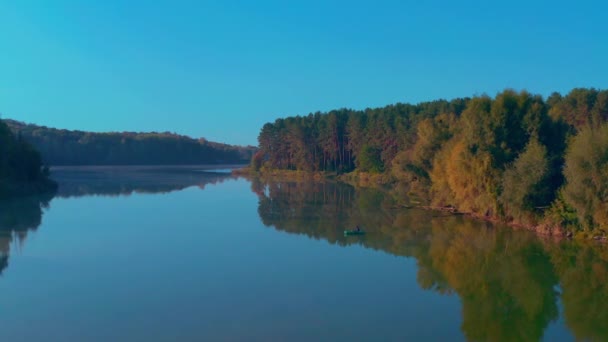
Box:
[561,123,608,233]
[356,145,384,173]
[0,119,56,196]
[501,138,549,223]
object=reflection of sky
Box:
[543,297,574,342]
[0,177,462,340]
[50,166,237,198]
[0,173,601,340]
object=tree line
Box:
[0,119,56,197]
[253,88,608,236]
[5,120,257,166]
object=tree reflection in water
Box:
[252,178,608,341]
[0,167,236,277]
[2,173,606,341]
[0,194,53,276]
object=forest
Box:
[0,119,56,197]
[253,88,608,237]
[5,120,256,166]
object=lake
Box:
[0,166,606,341]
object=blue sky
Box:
[1,0,607,146]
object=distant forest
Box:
[0,120,56,196]
[5,120,257,166]
[253,88,608,237]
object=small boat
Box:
[344,229,365,236]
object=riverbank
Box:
[233,167,332,181]
[235,168,607,243]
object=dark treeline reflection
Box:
[0,167,237,277]
[52,166,237,198]
[0,194,53,276]
[252,178,608,341]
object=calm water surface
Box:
[0,167,606,341]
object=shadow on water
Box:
[251,177,608,341]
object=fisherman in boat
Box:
[355,225,361,232]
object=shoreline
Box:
[237,167,607,243]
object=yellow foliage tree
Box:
[431,138,500,216]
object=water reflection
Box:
[253,178,608,341]
[0,167,236,277]
[52,166,237,198]
[2,172,607,340]
[0,194,53,276]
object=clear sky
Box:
[1,0,607,146]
